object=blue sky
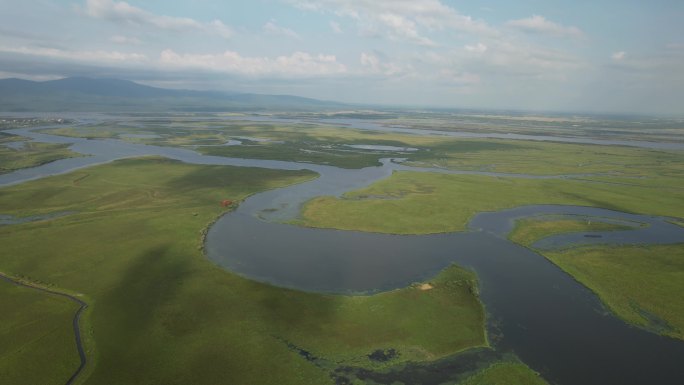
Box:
[0,0,682,115]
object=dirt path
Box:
[0,272,88,385]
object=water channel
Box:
[1,115,683,384]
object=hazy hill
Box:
[0,77,343,112]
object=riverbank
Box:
[2,114,683,384]
[0,271,88,385]
[297,171,684,234]
[0,158,531,384]
[505,218,684,340]
[0,133,82,174]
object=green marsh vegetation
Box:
[280,110,684,143]
[298,172,684,337]
[0,278,80,385]
[0,133,81,173]
[508,217,635,247]
[39,116,684,177]
[506,217,684,339]
[297,169,684,234]
[293,128,684,233]
[331,350,546,385]
[12,117,683,382]
[295,141,684,342]
[41,120,434,169]
[199,138,393,169]
[39,121,170,141]
[0,158,521,384]
[38,125,119,139]
[543,244,684,339]
[403,139,684,177]
[457,361,548,385]
[344,111,684,143]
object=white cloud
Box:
[110,35,142,45]
[330,21,343,34]
[607,49,683,76]
[0,71,63,82]
[0,44,347,78]
[506,15,583,38]
[207,20,234,40]
[360,52,379,68]
[465,42,487,54]
[263,20,300,39]
[285,0,496,45]
[359,52,404,76]
[81,0,232,39]
[423,40,584,81]
[425,40,582,77]
[481,41,584,74]
[377,13,436,46]
[159,49,347,77]
[0,45,148,64]
[438,69,480,85]
[285,3,586,83]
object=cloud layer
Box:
[159,49,346,77]
[0,0,681,114]
[506,15,583,38]
[82,0,233,39]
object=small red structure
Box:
[220,199,233,207]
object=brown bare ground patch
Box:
[419,283,434,291]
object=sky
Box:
[0,0,683,115]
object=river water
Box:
[1,115,684,385]
[207,194,684,385]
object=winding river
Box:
[2,115,684,385]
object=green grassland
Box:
[199,139,393,169]
[543,244,684,339]
[282,265,486,367]
[41,120,440,169]
[38,125,119,139]
[457,361,548,385]
[505,217,684,339]
[0,133,81,173]
[375,112,684,143]
[296,167,684,342]
[39,118,684,178]
[508,217,634,247]
[0,158,538,384]
[405,139,684,176]
[0,278,80,385]
[298,171,684,234]
[15,119,681,382]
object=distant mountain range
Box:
[0,77,345,112]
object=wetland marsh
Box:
[1,112,683,385]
